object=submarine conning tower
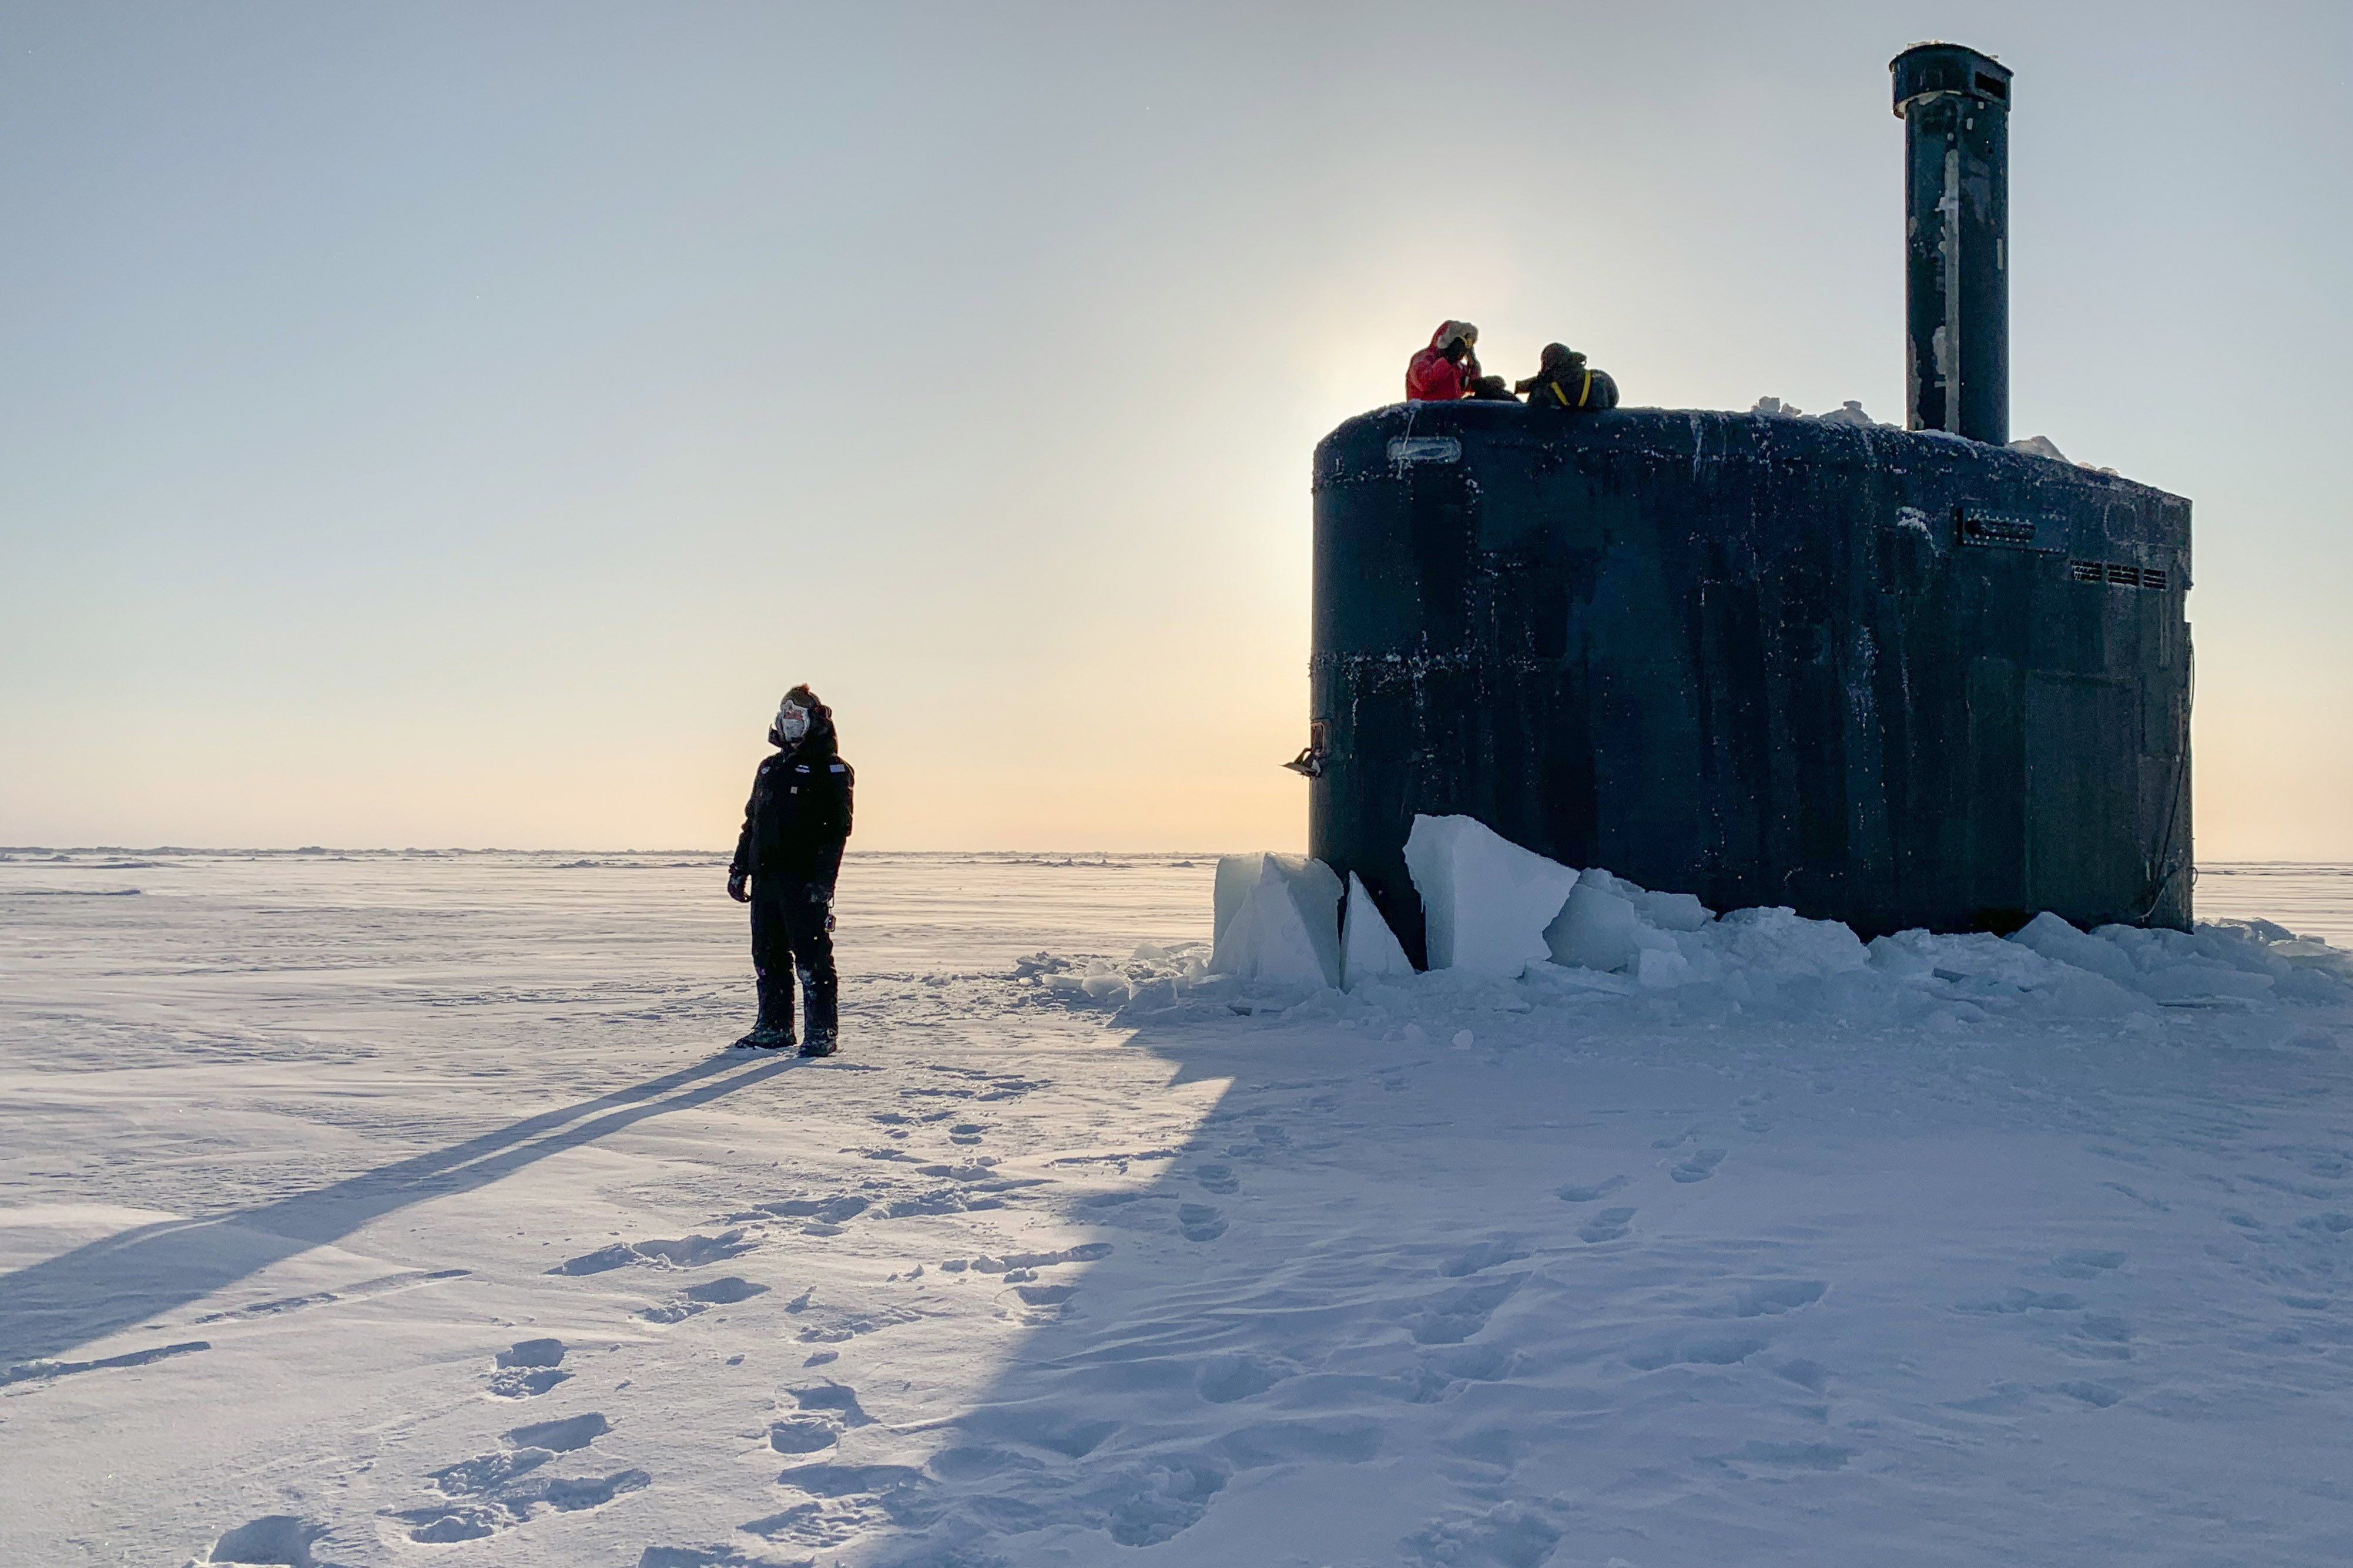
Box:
[1305,47,2193,966]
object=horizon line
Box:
[2,847,2345,872]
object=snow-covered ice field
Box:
[6,849,2353,1567]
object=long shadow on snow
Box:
[0,1052,794,1368]
[827,991,2353,1565]
[820,1009,1524,1566]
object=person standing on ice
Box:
[727,686,853,1055]
[1406,320,1514,402]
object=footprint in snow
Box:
[1402,1503,1561,1568]
[1557,1175,1628,1203]
[1195,1164,1239,1194]
[1732,1280,1826,1317]
[506,1413,611,1453]
[1179,1204,1227,1242]
[192,1515,351,1567]
[1403,1274,1526,1345]
[948,1242,1111,1275]
[403,1469,650,1543]
[1671,1149,1726,1183]
[2100,1181,2171,1212]
[1627,1334,1767,1371]
[792,1302,920,1344]
[394,1412,646,1543]
[1954,1288,2084,1315]
[900,1431,1271,1548]
[902,1067,1041,1103]
[2053,1248,2128,1278]
[1776,1358,1831,1391]
[2067,1314,2135,1360]
[784,1381,873,1427]
[758,1462,929,1525]
[424,1414,613,1498]
[1442,1240,1529,1277]
[745,1195,870,1228]
[1089,1457,1232,1547]
[767,1416,839,1454]
[488,1338,569,1399]
[549,1230,754,1275]
[1578,1207,1636,1244]
[690,1275,768,1304]
[1427,1343,1512,1384]
[636,1276,770,1324]
[1196,1353,1293,1404]
[2053,1380,2126,1407]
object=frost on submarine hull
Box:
[1305,46,2191,966]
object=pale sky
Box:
[4,2,2347,855]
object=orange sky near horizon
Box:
[4,4,2347,862]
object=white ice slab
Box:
[1340,872,1415,989]
[1208,853,1342,989]
[1403,814,1577,978]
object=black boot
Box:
[796,959,837,1056]
[736,952,797,1050]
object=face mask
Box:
[777,704,810,744]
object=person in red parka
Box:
[1406,321,1513,402]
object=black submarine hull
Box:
[1308,401,2192,963]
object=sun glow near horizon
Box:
[2,4,2346,858]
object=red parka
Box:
[1406,321,1477,401]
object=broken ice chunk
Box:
[1209,854,1343,989]
[1341,872,1415,988]
[1545,869,1644,972]
[1404,815,1577,978]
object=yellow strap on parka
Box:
[1547,369,1594,408]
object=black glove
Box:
[807,884,833,905]
[727,871,750,904]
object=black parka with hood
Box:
[730,696,853,887]
[1514,343,1620,412]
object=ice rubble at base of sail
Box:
[1045,815,2353,1028]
